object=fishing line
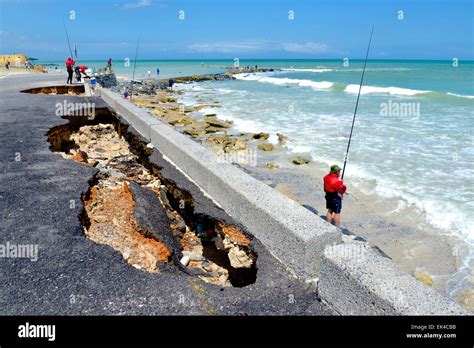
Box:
[130,36,140,101]
[341,26,374,180]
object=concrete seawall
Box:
[99,87,467,315]
[319,244,467,315]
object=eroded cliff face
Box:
[48,111,257,287]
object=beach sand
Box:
[0,66,45,77]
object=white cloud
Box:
[281,42,328,54]
[187,40,329,55]
[188,41,266,53]
[119,0,152,9]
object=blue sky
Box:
[0,0,473,60]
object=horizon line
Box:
[33,58,474,62]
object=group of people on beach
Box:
[4,60,32,70]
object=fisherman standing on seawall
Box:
[324,165,346,227]
[66,57,75,84]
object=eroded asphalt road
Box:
[0,74,332,315]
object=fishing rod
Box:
[62,19,95,108]
[63,20,82,81]
[341,26,374,180]
[63,20,74,59]
[130,36,140,101]
[63,19,80,83]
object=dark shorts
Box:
[325,191,342,214]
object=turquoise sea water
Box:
[41,59,474,297]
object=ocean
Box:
[41,59,474,298]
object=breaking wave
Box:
[234,73,333,89]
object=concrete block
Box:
[100,88,122,109]
[100,89,162,141]
[319,243,468,315]
[114,98,162,141]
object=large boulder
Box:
[253,132,270,140]
[292,156,311,165]
[258,142,275,152]
[95,73,118,88]
[277,132,287,145]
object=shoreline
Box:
[111,69,472,312]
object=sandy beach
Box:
[0,66,46,78]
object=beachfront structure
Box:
[0,53,28,64]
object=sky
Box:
[0,0,473,60]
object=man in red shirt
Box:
[323,165,346,227]
[65,57,75,84]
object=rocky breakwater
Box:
[95,73,118,88]
[111,70,237,97]
[111,66,274,96]
[129,90,295,169]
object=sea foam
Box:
[446,92,474,99]
[234,73,334,89]
[281,68,333,73]
[344,84,430,96]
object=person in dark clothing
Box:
[323,165,347,227]
[74,65,81,82]
[168,79,174,89]
[65,57,74,84]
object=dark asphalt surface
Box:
[0,74,332,315]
